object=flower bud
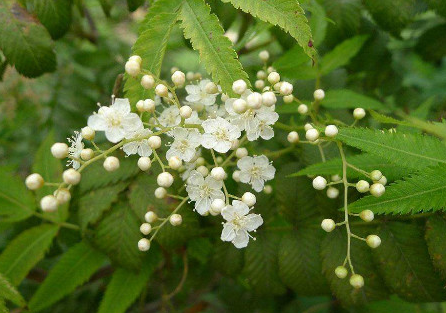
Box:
[353,108,366,120]
[103,156,120,172]
[313,176,327,190]
[247,92,263,109]
[304,123,313,131]
[80,148,94,161]
[195,157,205,166]
[145,211,158,223]
[242,192,256,207]
[168,156,182,170]
[129,55,142,64]
[324,125,338,137]
[297,104,308,114]
[233,99,247,113]
[51,143,69,159]
[232,170,241,182]
[259,50,269,62]
[179,106,193,119]
[370,183,385,197]
[211,167,225,181]
[63,169,81,185]
[210,198,225,215]
[205,82,218,94]
[125,60,140,77]
[154,187,167,199]
[81,126,95,141]
[283,95,294,103]
[349,274,364,289]
[359,210,374,222]
[313,89,325,100]
[138,238,150,251]
[255,80,265,90]
[196,165,209,177]
[366,235,381,248]
[279,82,293,96]
[257,70,267,80]
[155,84,168,97]
[171,71,185,87]
[267,72,280,84]
[25,173,44,190]
[335,266,348,279]
[157,172,174,188]
[306,129,319,142]
[40,195,58,212]
[186,71,195,81]
[262,91,276,107]
[138,157,152,171]
[235,147,248,158]
[263,185,273,194]
[140,223,152,235]
[54,188,71,204]
[321,219,335,232]
[326,187,339,199]
[141,75,155,89]
[356,180,370,193]
[287,131,299,143]
[232,79,247,95]
[148,136,162,149]
[370,170,383,182]
[169,214,182,226]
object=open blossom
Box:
[201,117,241,153]
[185,79,220,106]
[166,127,201,162]
[158,106,181,127]
[186,170,225,215]
[122,128,153,157]
[221,200,263,248]
[237,155,275,192]
[247,106,278,141]
[87,98,142,143]
[67,131,84,169]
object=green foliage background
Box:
[1,0,446,312]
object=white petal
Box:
[213,140,231,153]
[239,171,251,184]
[202,119,218,133]
[185,85,200,95]
[221,223,236,242]
[87,114,107,131]
[232,230,249,248]
[195,198,211,215]
[237,156,254,171]
[201,134,216,149]
[123,142,138,155]
[232,200,249,216]
[187,170,204,186]
[112,98,131,114]
[262,165,276,180]
[251,178,265,192]
[122,113,143,132]
[260,126,274,140]
[244,214,263,231]
[186,94,201,103]
[221,205,235,221]
[137,143,152,157]
[254,155,270,168]
[105,127,125,143]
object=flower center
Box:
[215,128,229,141]
[250,166,261,179]
[199,184,212,198]
[178,140,190,153]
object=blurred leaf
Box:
[32,0,72,39]
[324,0,362,37]
[212,240,244,276]
[273,45,312,78]
[415,24,446,63]
[0,224,58,285]
[126,0,144,12]
[0,298,6,313]
[425,0,446,17]
[373,222,446,301]
[307,0,327,47]
[188,238,212,265]
[0,273,26,307]
[28,242,106,312]
[0,1,56,77]
[179,0,250,97]
[98,0,113,16]
[425,215,446,281]
[321,90,387,110]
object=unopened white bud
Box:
[263,185,273,194]
[259,50,269,62]
[211,167,225,181]
[335,266,348,279]
[155,84,168,97]
[257,70,267,80]
[25,173,44,190]
[205,82,218,94]
[370,170,383,182]
[62,169,81,185]
[267,72,280,84]
[136,100,145,112]
[169,214,182,226]
[279,82,293,96]
[195,157,205,166]
[129,55,142,64]
[360,210,374,222]
[321,219,335,232]
[331,174,341,182]
[140,223,152,235]
[350,274,364,289]
[287,131,299,143]
[378,175,387,186]
[154,187,166,199]
[210,198,225,215]
[327,187,339,199]
[40,195,58,212]
[81,126,95,141]
[141,75,155,89]
[242,192,256,207]
[306,128,320,142]
[125,60,140,77]
[194,73,202,80]
[236,147,248,159]
[196,165,209,177]
[255,80,265,90]
[356,180,370,193]
[273,82,282,91]
[262,91,277,107]
[138,238,150,251]
[370,183,385,197]
[230,139,239,150]
[232,170,241,182]
[283,95,294,103]
[138,157,152,171]
[148,136,161,149]
[103,156,120,172]
[247,92,263,109]
[221,93,229,102]
[171,71,185,87]
[304,123,313,131]
[168,156,182,170]
[353,108,366,120]
[54,188,71,204]
[233,99,247,113]
[145,211,158,223]
[186,71,195,81]
[51,143,69,159]
[297,104,308,114]
[313,176,327,190]
[366,235,381,248]
[324,125,338,137]
[313,89,325,100]
[179,106,192,119]
[157,172,174,188]
[142,99,156,112]
[232,79,247,95]
[267,66,275,73]
[80,148,94,161]
[171,67,179,74]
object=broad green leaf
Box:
[425,215,446,281]
[98,250,161,313]
[93,201,144,270]
[320,35,368,75]
[278,229,330,295]
[321,90,386,110]
[273,45,312,79]
[0,1,56,77]
[0,273,26,307]
[32,0,72,39]
[242,232,286,295]
[0,224,58,285]
[179,0,250,97]
[291,153,408,181]
[124,0,183,105]
[373,222,446,301]
[78,182,129,231]
[212,240,244,276]
[321,228,389,306]
[28,242,106,312]
[221,0,315,59]
[0,167,35,222]
[337,128,446,171]
[369,110,410,126]
[349,165,446,215]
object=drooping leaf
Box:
[425,215,446,281]
[0,167,36,222]
[337,128,446,171]
[32,0,72,39]
[0,224,58,286]
[98,249,161,313]
[373,222,446,301]
[0,273,26,307]
[124,0,183,105]
[221,0,315,59]
[179,0,250,97]
[321,90,387,111]
[319,35,368,75]
[28,242,106,312]
[349,165,446,215]
[0,1,56,77]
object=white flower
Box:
[185,79,220,106]
[185,110,203,125]
[221,200,263,248]
[186,170,225,215]
[180,162,197,181]
[67,131,84,169]
[166,127,201,162]
[158,106,181,127]
[87,98,142,143]
[201,117,241,153]
[122,128,153,157]
[246,106,278,141]
[237,155,275,192]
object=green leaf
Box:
[373,222,446,301]
[369,110,410,126]
[291,153,408,181]
[349,165,446,215]
[0,273,26,307]
[325,0,362,36]
[179,0,250,97]
[273,45,313,79]
[187,238,212,265]
[307,0,327,47]
[425,0,446,17]
[337,128,446,171]
[321,228,389,306]
[242,232,286,295]
[212,240,244,276]
[320,35,368,75]
[425,215,446,281]
[0,167,35,222]
[126,0,144,12]
[0,1,56,77]
[93,201,144,270]
[28,242,106,312]
[0,224,58,285]
[278,228,329,295]
[221,0,315,59]
[321,90,387,110]
[32,0,72,39]
[78,182,129,231]
[98,250,161,313]
[0,298,7,313]
[124,0,183,105]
